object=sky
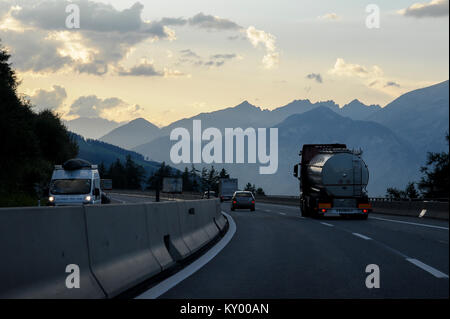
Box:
[0,0,448,127]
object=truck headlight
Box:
[48,196,55,202]
[84,195,92,202]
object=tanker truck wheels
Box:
[300,200,309,217]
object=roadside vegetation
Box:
[0,42,78,206]
[385,134,449,200]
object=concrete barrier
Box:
[84,203,161,297]
[370,200,449,220]
[145,201,190,268]
[0,206,105,299]
[197,200,220,239]
[178,201,212,253]
[0,198,227,298]
[214,200,228,231]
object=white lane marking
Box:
[298,216,306,219]
[419,209,427,218]
[320,222,334,227]
[370,216,449,230]
[136,211,236,299]
[352,233,372,240]
[264,209,272,212]
[278,212,286,216]
[406,258,449,279]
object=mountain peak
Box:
[234,100,256,109]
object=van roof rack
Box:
[62,158,96,171]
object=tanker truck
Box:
[293,144,371,219]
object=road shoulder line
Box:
[136,211,236,299]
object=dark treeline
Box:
[386,134,449,200]
[0,42,78,206]
[146,164,235,193]
[99,155,145,190]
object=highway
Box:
[108,193,449,299]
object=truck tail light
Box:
[321,208,327,213]
[362,209,368,213]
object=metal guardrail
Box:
[369,197,449,203]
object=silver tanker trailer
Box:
[293,144,372,219]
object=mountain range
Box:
[68,80,449,196]
[65,117,124,140]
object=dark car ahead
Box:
[231,191,255,211]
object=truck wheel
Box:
[300,201,308,217]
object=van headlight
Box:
[84,195,92,202]
[48,196,55,202]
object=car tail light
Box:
[358,203,372,209]
[233,201,237,204]
[362,209,368,213]
[251,200,255,204]
[321,208,327,213]
[318,203,332,209]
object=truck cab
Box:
[48,159,102,206]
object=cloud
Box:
[68,95,143,121]
[210,53,237,60]
[328,58,402,96]
[398,0,449,17]
[306,73,323,83]
[29,85,67,112]
[12,1,170,37]
[1,1,176,75]
[188,13,242,30]
[118,60,163,76]
[1,1,279,73]
[329,58,372,78]
[246,26,279,69]
[178,50,239,67]
[384,81,401,88]
[0,29,72,73]
[318,13,341,21]
[180,49,201,58]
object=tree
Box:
[0,42,78,204]
[124,155,145,189]
[219,168,229,179]
[98,162,107,178]
[146,161,172,190]
[181,167,193,191]
[405,182,419,199]
[256,187,265,196]
[244,182,256,194]
[418,134,449,199]
[386,187,406,200]
[386,182,418,200]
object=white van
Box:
[48,159,102,206]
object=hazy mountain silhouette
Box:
[131,106,419,196]
[65,117,124,140]
[79,80,447,196]
[368,80,449,154]
[338,99,381,120]
[100,118,161,149]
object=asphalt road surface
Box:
[111,194,449,298]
